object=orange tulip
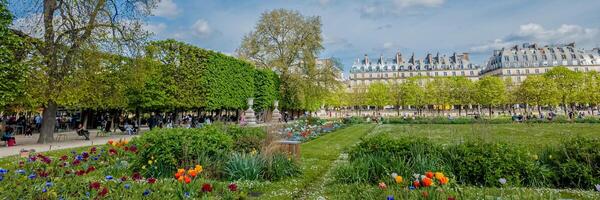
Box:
[184,176,191,184]
[395,175,403,184]
[425,171,434,179]
[195,165,203,173]
[188,169,198,177]
[422,177,433,187]
[439,176,449,185]
[434,172,445,180]
[177,176,184,182]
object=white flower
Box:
[420,175,426,180]
[413,174,420,179]
[595,184,600,192]
[391,173,398,179]
[499,178,507,185]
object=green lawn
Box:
[245,124,375,199]
[369,123,600,149]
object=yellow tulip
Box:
[395,175,403,184]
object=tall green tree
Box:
[237,9,340,111]
[582,71,600,115]
[517,76,559,117]
[0,0,27,108]
[476,76,506,117]
[13,0,154,143]
[254,68,279,112]
[449,77,475,116]
[544,66,584,116]
[425,78,452,115]
[398,78,426,115]
[366,82,391,110]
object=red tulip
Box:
[147,178,156,184]
[89,182,101,190]
[228,183,238,192]
[201,183,213,192]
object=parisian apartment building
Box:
[347,43,600,89]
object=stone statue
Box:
[244,98,257,125]
[271,100,281,123]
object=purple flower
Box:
[0,168,8,174]
[499,178,507,185]
[42,188,47,193]
[184,192,190,198]
[143,189,151,196]
[16,169,25,175]
[105,175,113,180]
[0,176,3,181]
[75,155,83,161]
[387,195,394,200]
[46,181,53,187]
[28,173,36,179]
[595,184,600,192]
[124,184,131,189]
[409,186,415,190]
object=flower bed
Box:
[333,134,600,191]
[280,117,345,142]
[0,125,301,199]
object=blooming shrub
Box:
[130,126,233,178]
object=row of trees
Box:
[326,67,600,117]
[2,2,341,143]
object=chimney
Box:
[462,53,470,61]
[396,52,402,64]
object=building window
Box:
[435,72,439,76]
[401,73,405,77]
[470,71,474,75]
[384,74,388,78]
[443,72,447,76]
[535,69,539,74]
[504,56,509,62]
[369,74,372,78]
[507,70,511,75]
[517,70,521,75]
[525,69,529,74]
[393,73,397,77]
[452,71,456,76]
[461,71,465,75]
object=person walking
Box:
[34,114,42,132]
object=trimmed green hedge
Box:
[335,134,600,189]
[378,116,600,124]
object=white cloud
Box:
[360,0,445,18]
[152,0,179,18]
[470,23,600,53]
[393,0,445,8]
[143,23,167,35]
[192,19,212,37]
[383,42,394,49]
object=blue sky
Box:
[16,0,600,72]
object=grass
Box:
[245,124,375,199]
[369,123,600,149]
[2,123,598,199]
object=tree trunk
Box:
[488,106,493,118]
[537,104,543,118]
[38,101,58,144]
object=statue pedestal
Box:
[271,108,281,123]
[244,108,257,126]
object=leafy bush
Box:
[223,125,266,153]
[543,137,600,189]
[264,153,301,181]
[130,126,233,178]
[336,135,600,189]
[343,116,365,124]
[224,153,301,181]
[225,153,265,181]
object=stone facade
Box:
[481,43,600,82]
[349,52,480,89]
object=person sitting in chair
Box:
[75,123,90,140]
[2,126,15,146]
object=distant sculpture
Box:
[244,98,257,125]
[271,100,281,123]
